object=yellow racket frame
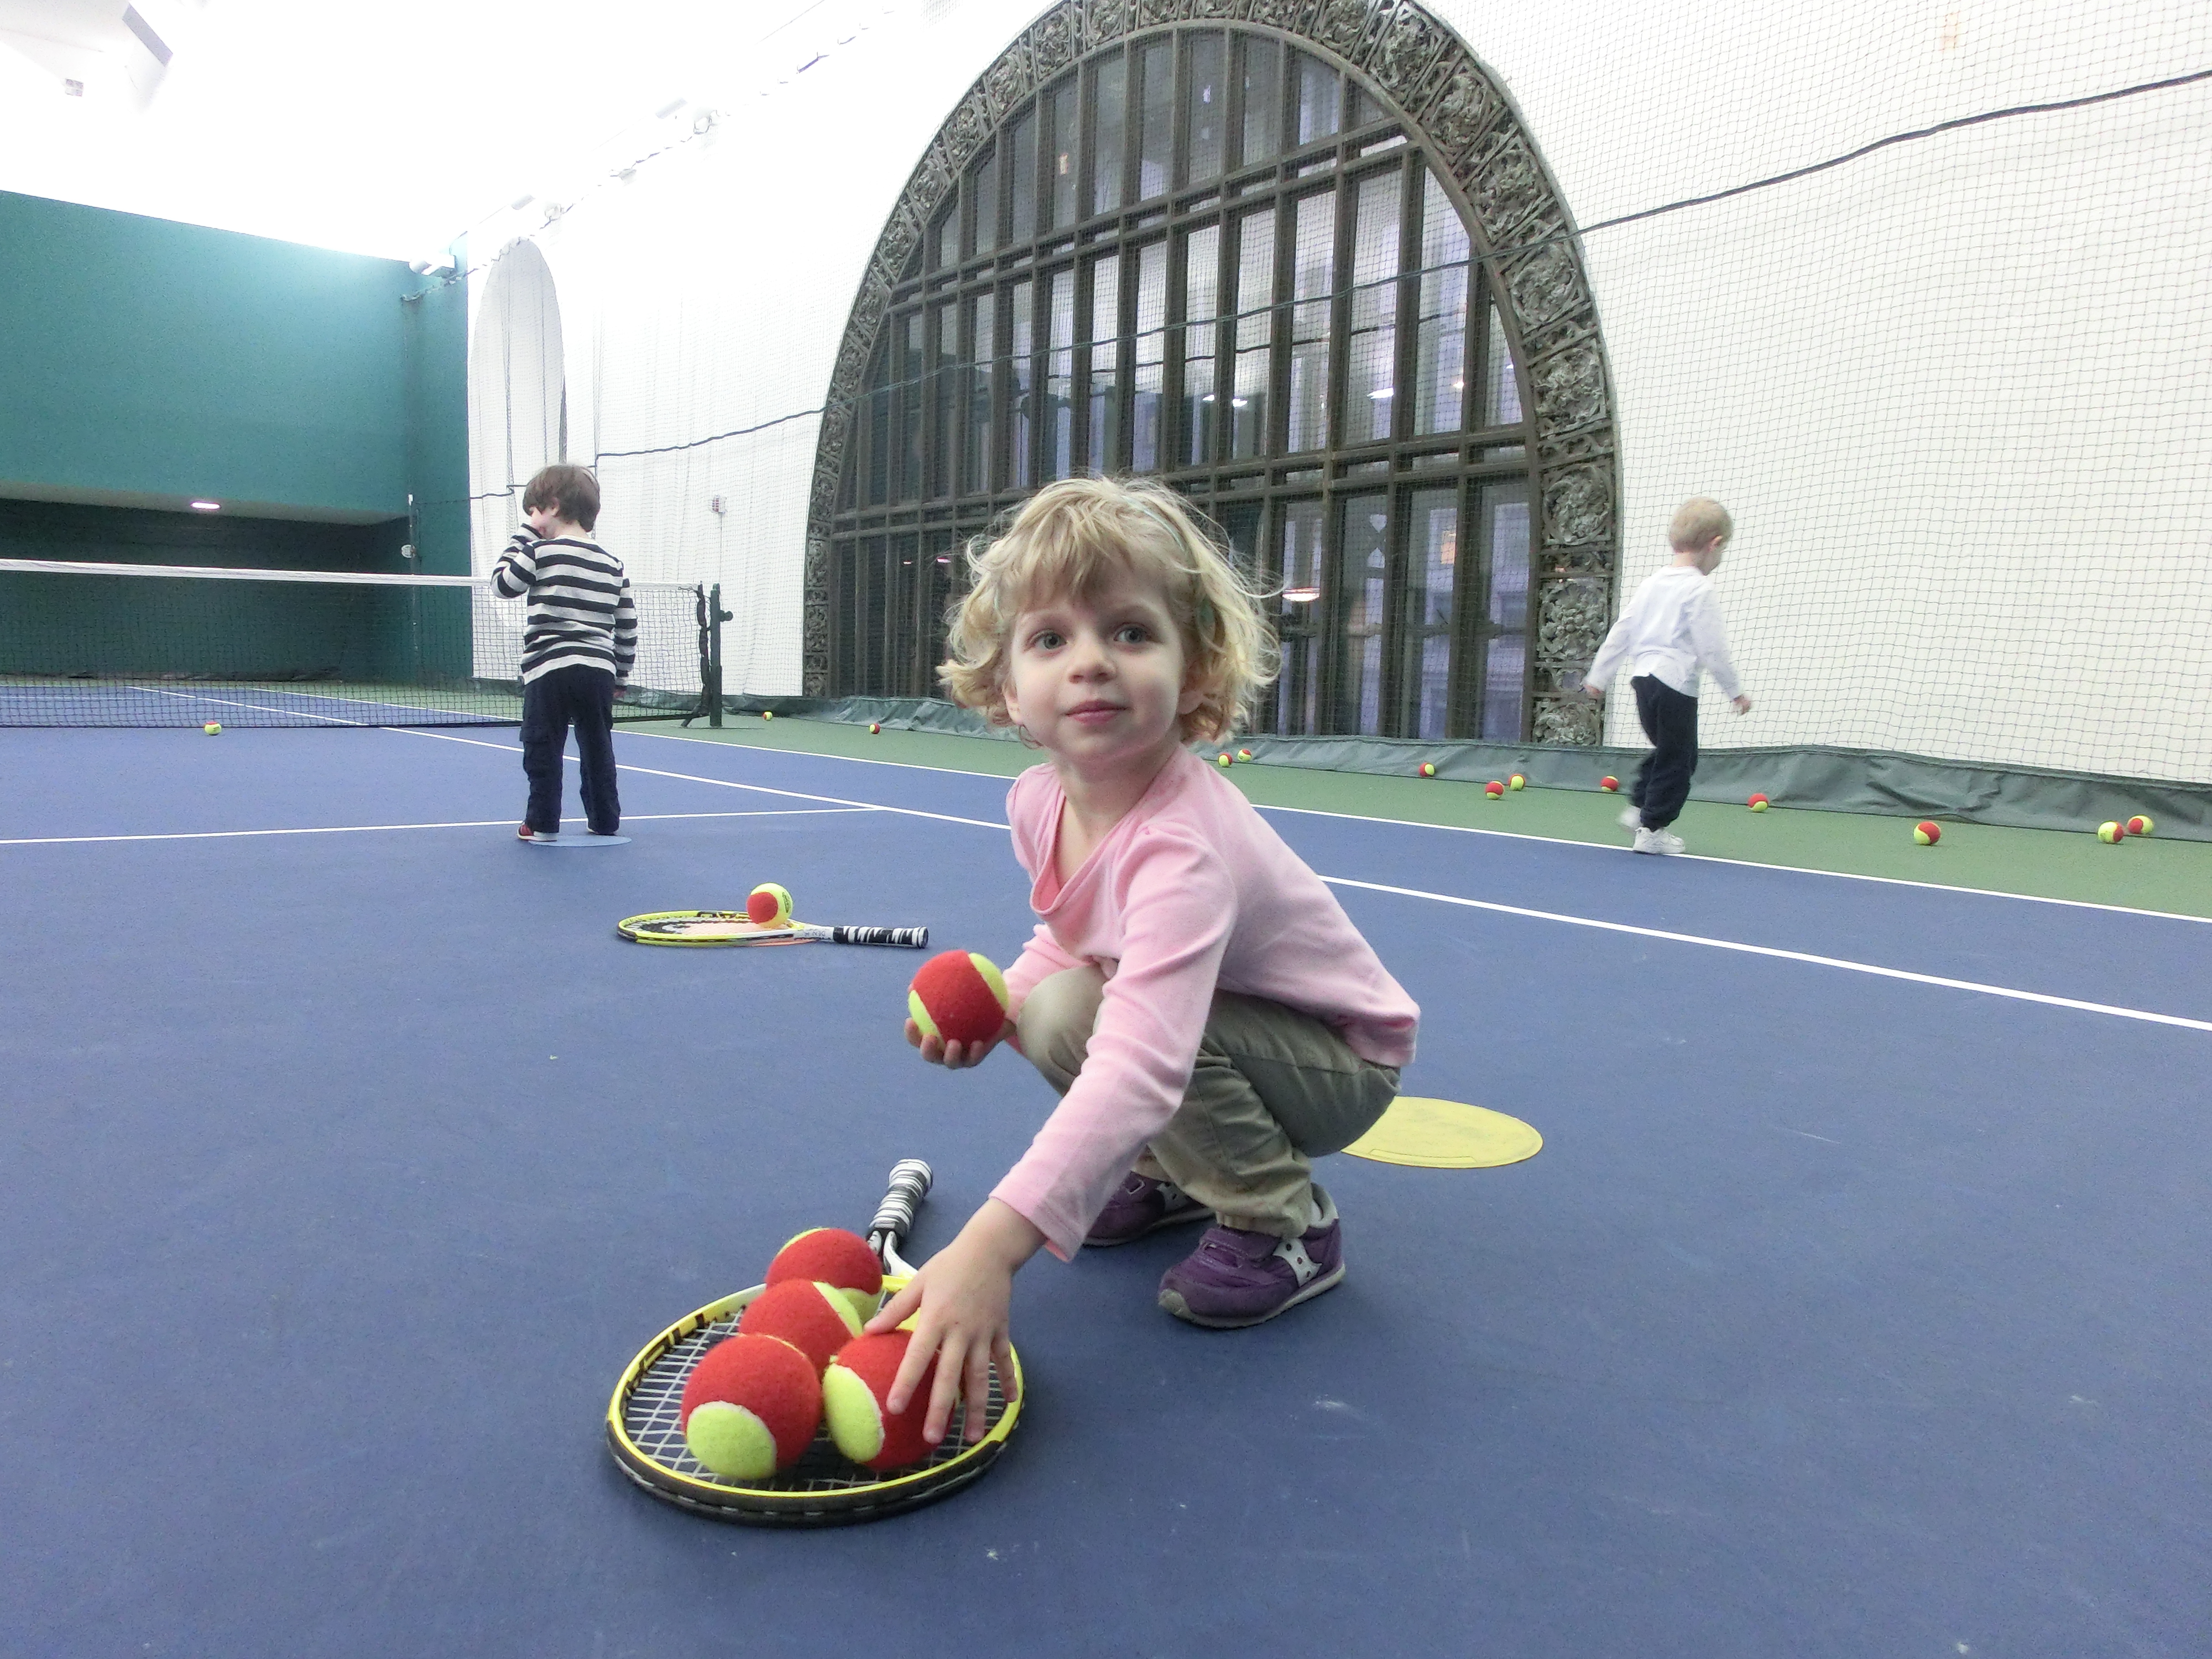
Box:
[605,1276,1024,1525]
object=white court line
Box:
[0,809,870,848]
[1323,874,2212,1035]
[627,724,2212,928]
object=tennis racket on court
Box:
[616,910,928,948]
[605,1159,1022,1525]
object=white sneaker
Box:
[1633,826,1686,855]
[1618,805,1644,831]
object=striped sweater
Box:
[492,531,637,684]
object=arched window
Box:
[468,241,566,577]
[808,2,1616,745]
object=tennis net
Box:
[0,559,712,728]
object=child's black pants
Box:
[1630,674,1699,830]
[520,665,620,834]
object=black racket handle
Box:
[829,925,929,948]
[868,1159,933,1252]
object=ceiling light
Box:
[1282,586,1319,602]
[190,500,221,511]
[510,193,535,211]
[1368,388,1393,399]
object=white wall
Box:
[467,0,2212,781]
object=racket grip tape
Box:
[869,1159,932,1246]
[830,926,930,948]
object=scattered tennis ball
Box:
[1418,762,1437,778]
[768,1227,884,1323]
[868,721,881,734]
[909,950,1009,1047]
[1484,780,1505,799]
[2126,815,2153,837]
[823,1331,940,1471]
[679,1333,822,1479]
[1235,748,1253,763]
[1509,774,1526,791]
[2096,820,2123,844]
[1914,821,1940,846]
[1748,792,1770,811]
[762,710,774,721]
[738,1279,865,1374]
[203,722,222,735]
[1216,752,1233,767]
[747,882,794,926]
[1599,776,1619,792]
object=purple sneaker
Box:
[1156,1196,1344,1328]
[1086,1173,1211,1248]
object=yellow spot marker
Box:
[1344,1097,1542,1169]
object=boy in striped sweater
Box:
[494,465,637,842]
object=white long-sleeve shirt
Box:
[1584,563,1743,700]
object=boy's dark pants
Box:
[520,665,620,834]
[1630,674,1700,830]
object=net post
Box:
[708,582,726,726]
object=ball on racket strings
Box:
[909,951,1009,1047]
[747,883,794,926]
[823,1331,941,1471]
[1484,781,1505,799]
[738,1279,865,1373]
[1749,792,1770,811]
[1509,774,1526,791]
[1418,762,1436,778]
[203,722,221,735]
[1913,821,1940,846]
[2096,820,2123,844]
[767,1227,884,1322]
[679,1333,822,1479]
[2126,815,2153,837]
[1599,776,1619,792]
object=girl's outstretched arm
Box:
[867,1198,1042,1445]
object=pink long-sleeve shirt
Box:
[988,746,1420,1259]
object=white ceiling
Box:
[0,0,917,261]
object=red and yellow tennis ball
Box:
[908,950,1009,1046]
[761,710,774,721]
[2126,815,2153,837]
[1914,821,1941,846]
[766,1227,883,1322]
[746,883,794,926]
[679,1333,822,1479]
[1418,762,1437,778]
[1509,774,1526,791]
[1748,792,1770,811]
[1484,780,1505,799]
[1216,752,1233,767]
[868,721,882,734]
[202,721,222,735]
[1599,776,1619,792]
[737,1279,865,1373]
[1235,748,1253,763]
[2097,820,2124,844]
[822,1331,940,1471]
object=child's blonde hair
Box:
[940,477,1276,744]
[1668,497,1733,550]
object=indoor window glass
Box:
[899,311,925,500]
[1183,33,1224,186]
[1483,479,1530,629]
[1339,492,1388,734]
[1045,268,1075,479]
[1484,306,1523,426]
[1345,168,1402,443]
[1009,109,1038,243]
[1086,254,1121,473]
[1009,279,1035,486]
[1294,52,1340,145]
[1483,636,1525,741]
[1239,37,1281,167]
[1046,80,1078,229]
[965,290,995,494]
[1181,223,1220,465]
[1229,207,1275,458]
[972,147,999,256]
[1131,242,1166,472]
[935,205,958,270]
[1402,487,1457,739]
[1285,191,1335,453]
[1136,39,1172,203]
[932,300,958,495]
[1413,168,1469,435]
[1274,498,1324,734]
[1092,54,1127,216]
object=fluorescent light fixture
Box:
[509,192,535,211]
[1282,586,1319,603]
[189,500,221,510]
[1230,397,1249,409]
[1368,388,1393,400]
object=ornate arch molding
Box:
[804,0,1618,744]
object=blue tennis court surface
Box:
[3,726,2205,1657]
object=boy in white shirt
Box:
[1582,498,1752,855]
